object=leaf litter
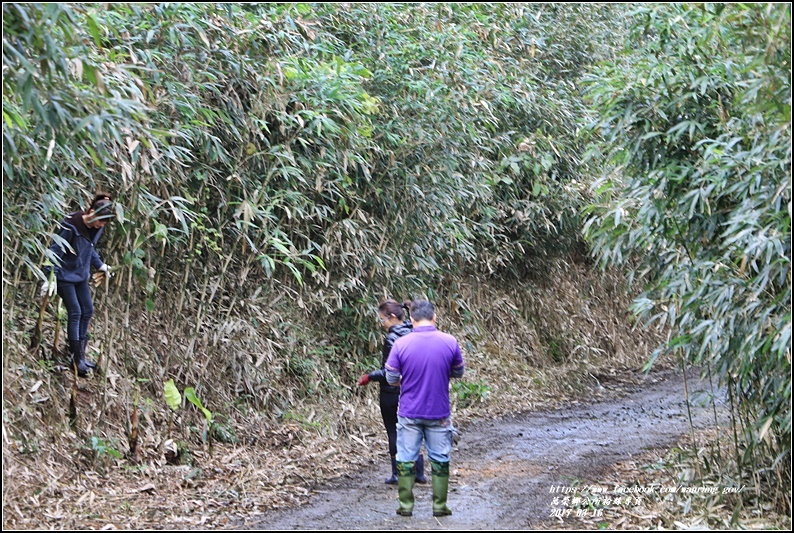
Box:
[2,262,787,530]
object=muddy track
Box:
[241,369,727,530]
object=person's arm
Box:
[386,367,401,386]
[449,343,465,379]
[91,249,104,270]
[382,333,396,365]
[385,343,402,386]
[51,223,75,257]
[368,368,388,384]
[43,222,75,275]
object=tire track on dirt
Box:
[243,369,728,530]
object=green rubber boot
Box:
[395,461,416,516]
[431,460,452,517]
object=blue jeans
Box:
[57,280,94,342]
[396,416,454,463]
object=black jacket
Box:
[368,320,412,395]
[45,211,104,283]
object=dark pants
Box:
[57,280,94,343]
[380,391,399,457]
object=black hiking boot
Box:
[69,339,90,377]
[81,337,97,369]
[415,453,427,483]
[385,455,398,484]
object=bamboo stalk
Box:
[194,263,211,336]
[52,298,62,359]
[680,352,702,481]
[31,292,51,352]
[129,388,139,459]
[69,368,78,428]
[8,256,22,331]
[176,227,195,319]
[224,296,238,321]
[103,266,109,341]
[96,339,110,432]
[706,360,722,461]
[727,380,744,488]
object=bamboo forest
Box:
[2,3,790,529]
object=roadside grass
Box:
[542,426,790,530]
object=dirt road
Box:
[242,368,727,530]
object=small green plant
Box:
[547,339,565,363]
[281,410,322,430]
[164,378,182,439]
[177,440,193,465]
[452,379,492,408]
[16,438,40,455]
[185,386,213,445]
[184,387,212,424]
[211,422,238,444]
[122,463,148,474]
[210,414,238,444]
[163,379,216,449]
[118,500,134,514]
[91,436,122,459]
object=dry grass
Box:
[541,426,792,530]
[4,258,783,529]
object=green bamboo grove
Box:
[582,4,790,506]
[3,2,790,512]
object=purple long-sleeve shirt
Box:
[385,324,464,419]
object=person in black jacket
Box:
[41,192,116,377]
[358,299,426,484]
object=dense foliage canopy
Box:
[2,0,626,486]
[4,3,612,299]
[3,2,617,400]
[583,3,791,501]
[2,2,790,517]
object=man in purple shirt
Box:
[386,299,464,517]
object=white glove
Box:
[40,280,56,298]
[99,264,113,278]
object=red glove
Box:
[358,374,370,386]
